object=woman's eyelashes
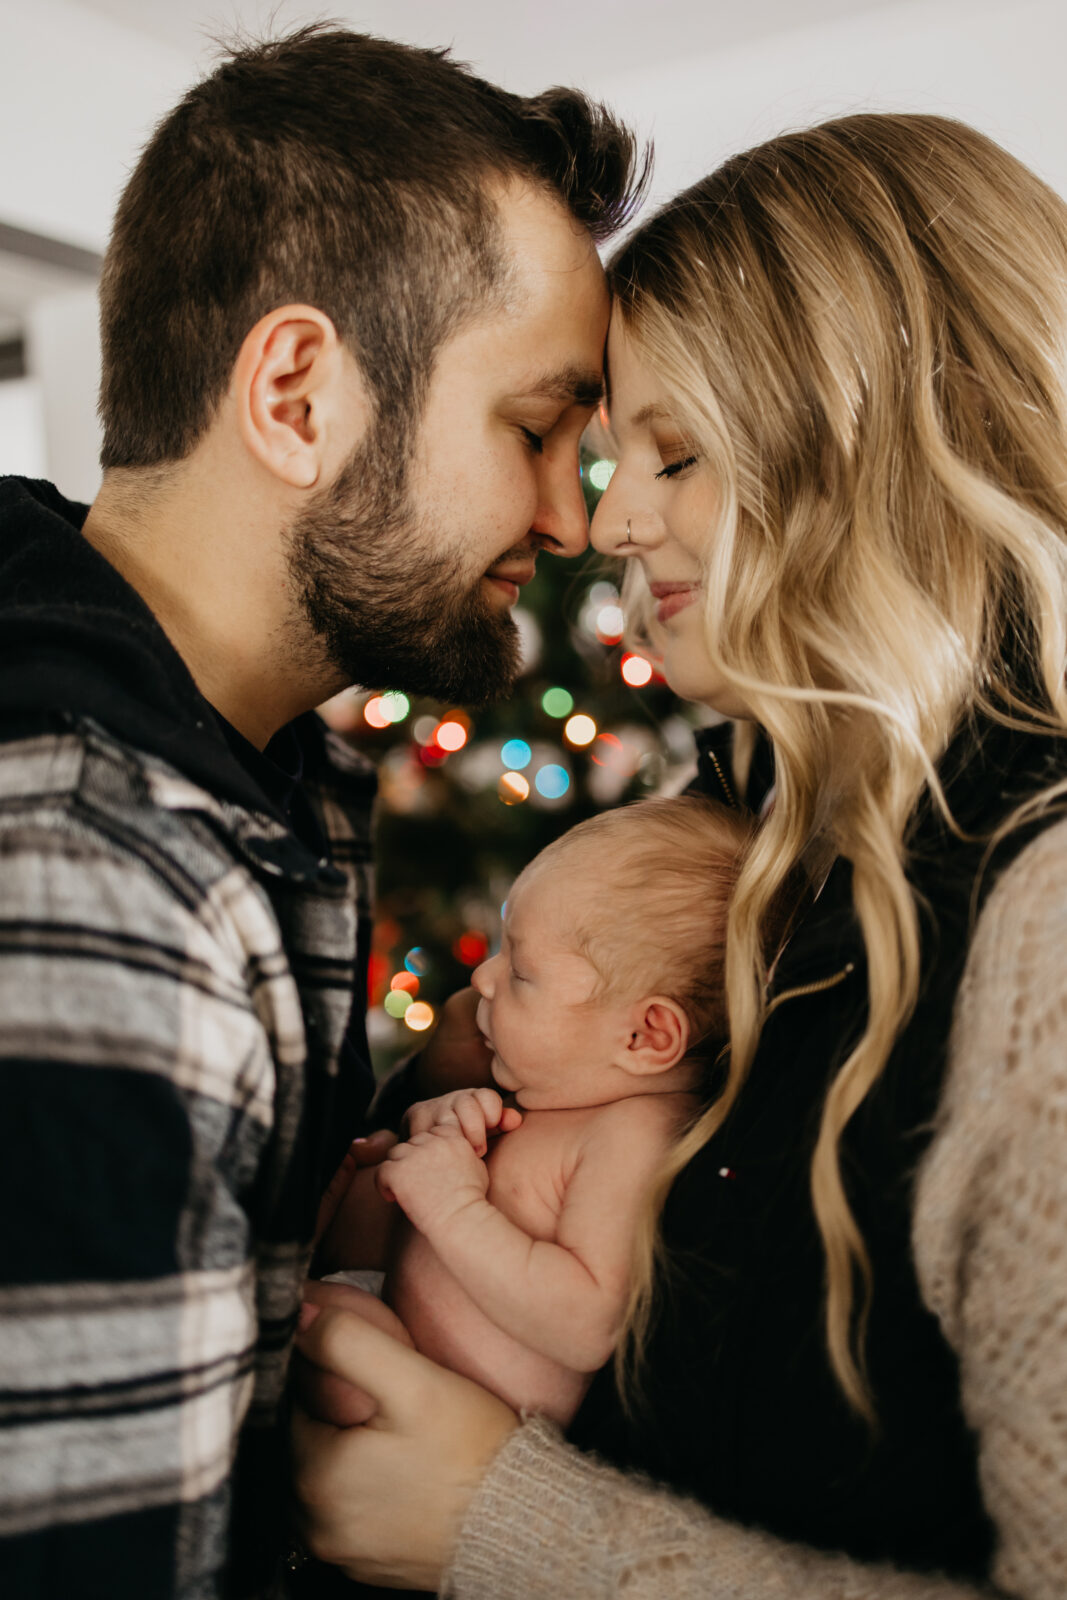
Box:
[520,427,545,454]
[654,454,698,481]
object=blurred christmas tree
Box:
[320,448,709,1073]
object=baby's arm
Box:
[378,1097,677,1373]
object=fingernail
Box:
[297,1301,321,1333]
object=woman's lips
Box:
[649,582,700,623]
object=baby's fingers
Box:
[454,1097,490,1154]
[406,1099,456,1138]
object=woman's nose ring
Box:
[623,518,634,546]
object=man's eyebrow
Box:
[510,366,604,409]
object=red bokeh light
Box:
[368,952,389,1006]
[453,931,489,967]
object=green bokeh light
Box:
[381,691,411,723]
[541,686,574,718]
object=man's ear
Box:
[617,997,690,1077]
[231,305,371,489]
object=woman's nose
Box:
[590,483,659,559]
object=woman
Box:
[294,113,1067,1598]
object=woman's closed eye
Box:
[655,454,698,481]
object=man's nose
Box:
[529,453,591,560]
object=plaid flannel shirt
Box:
[0,713,376,1598]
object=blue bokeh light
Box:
[535,765,570,799]
[500,739,532,770]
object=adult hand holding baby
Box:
[292,1307,519,1589]
[314,1129,398,1249]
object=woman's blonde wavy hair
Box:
[610,113,1067,1417]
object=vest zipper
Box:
[704,746,738,809]
[711,961,856,1071]
[764,962,855,1018]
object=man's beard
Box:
[286,426,522,709]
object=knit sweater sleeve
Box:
[442,816,1067,1600]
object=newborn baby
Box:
[302,794,752,1426]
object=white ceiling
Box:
[67,0,903,92]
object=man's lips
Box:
[484,563,536,605]
[648,581,700,623]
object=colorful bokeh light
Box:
[621,653,654,687]
[591,732,631,773]
[384,989,413,1019]
[380,691,410,722]
[363,696,391,729]
[435,720,469,752]
[404,947,430,977]
[595,604,625,644]
[541,687,574,719]
[500,739,532,770]
[390,971,420,996]
[564,713,597,746]
[404,1001,435,1032]
[453,931,490,967]
[534,764,570,799]
[587,458,616,491]
[498,772,531,805]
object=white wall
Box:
[3,0,1067,497]
[0,379,47,480]
[591,0,1067,217]
[3,0,1066,259]
[0,0,187,251]
[24,287,103,503]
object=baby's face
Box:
[471,863,635,1110]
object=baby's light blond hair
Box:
[521,794,754,1053]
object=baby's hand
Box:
[404,1087,522,1158]
[377,1124,490,1233]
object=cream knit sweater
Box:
[444,817,1067,1600]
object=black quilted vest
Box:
[571,710,1067,1579]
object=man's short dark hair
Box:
[98,24,647,470]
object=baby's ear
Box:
[619,997,690,1077]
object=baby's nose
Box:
[471,958,493,997]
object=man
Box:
[0,25,643,1596]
